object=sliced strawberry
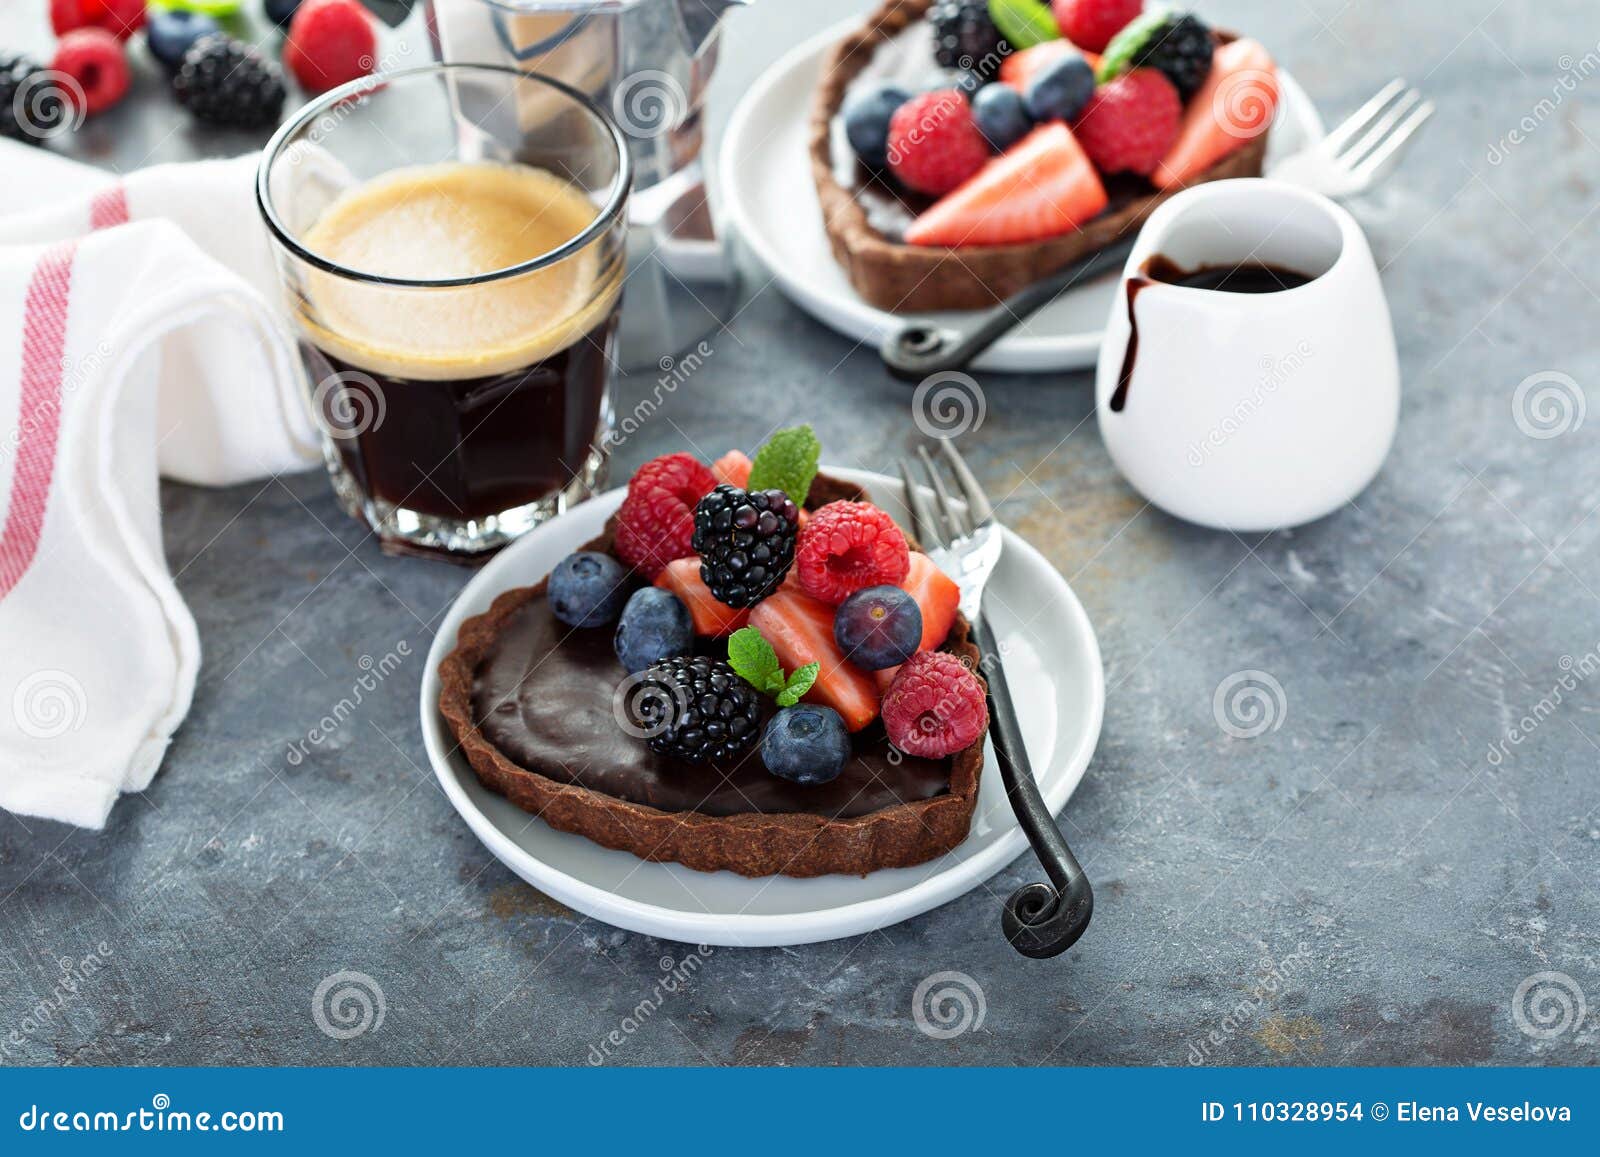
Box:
[711,449,752,488]
[654,557,749,637]
[871,552,962,692]
[904,122,1109,248]
[749,588,881,732]
[999,40,1101,92]
[1153,38,1278,190]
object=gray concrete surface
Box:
[3,0,1599,1066]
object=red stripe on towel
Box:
[88,184,129,230]
[0,241,79,601]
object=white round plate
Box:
[718,19,1326,374]
[420,466,1105,948]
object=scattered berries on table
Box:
[1051,0,1143,53]
[613,453,717,578]
[842,82,911,169]
[52,0,146,41]
[284,0,378,95]
[691,484,801,609]
[834,584,924,671]
[548,551,630,628]
[1073,67,1180,176]
[970,83,1033,151]
[145,7,220,73]
[265,0,305,26]
[614,587,695,674]
[881,650,989,758]
[795,501,910,606]
[1099,9,1214,99]
[926,0,1004,77]
[762,705,851,785]
[52,28,131,118]
[173,36,285,130]
[0,52,68,143]
[629,655,762,763]
[886,88,989,197]
[1022,50,1095,123]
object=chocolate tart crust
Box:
[808,0,1270,313]
[437,474,985,879]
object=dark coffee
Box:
[304,314,616,521]
[1111,257,1315,412]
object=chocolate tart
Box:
[809,0,1270,313]
[437,474,985,878]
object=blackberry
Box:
[630,656,762,763]
[1110,11,1215,100]
[927,0,1004,79]
[0,52,67,145]
[691,485,800,609]
[173,36,286,130]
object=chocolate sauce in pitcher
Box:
[1110,256,1314,413]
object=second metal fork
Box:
[900,441,1094,959]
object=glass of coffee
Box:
[257,63,630,558]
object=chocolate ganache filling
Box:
[470,596,953,819]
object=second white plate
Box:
[718,18,1325,373]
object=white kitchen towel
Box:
[0,141,321,829]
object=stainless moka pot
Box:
[424,0,748,369]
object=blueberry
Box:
[264,0,304,25]
[842,83,911,169]
[614,588,694,674]
[971,83,1033,150]
[145,8,221,72]
[762,706,851,786]
[833,585,923,670]
[549,551,630,628]
[1023,54,1096,123]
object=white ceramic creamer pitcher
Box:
[1094,179,1399,532]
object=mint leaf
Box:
[1096,8,1168,83]
[727,626,785,696]
[988,0,1060,51]
[775,662,819,708]
[746,425,820,506]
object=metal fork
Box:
[1272,78,1435,198]
[900,441,1093,959]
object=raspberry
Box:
[881,650,989,758]
[51,28,130,117]
[613,453,716,578]
[1052,0,1143,54]
[284,0,377,94]
[887,89,990,197]
[1073,68,1180,176]
[795,501,909,606]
